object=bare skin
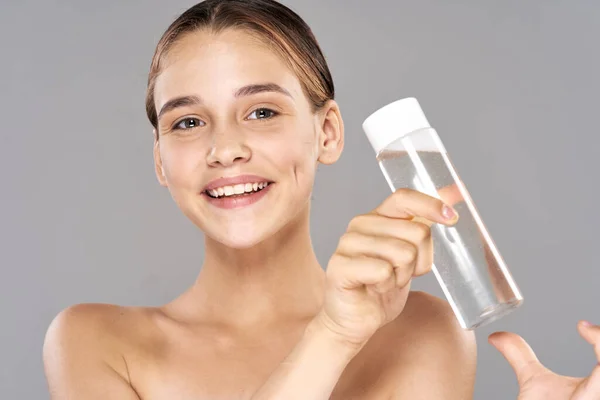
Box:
[44,290,472,399]
[490,322,600,399]
[43,29,477,399]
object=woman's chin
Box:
[213,236,267,250]
[205,226,277,250]
[190,198,310,251]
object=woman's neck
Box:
[169,207,326,331]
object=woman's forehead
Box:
[154,29,304,105]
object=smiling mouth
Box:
[205,181,271,199]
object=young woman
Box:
[43,1,600,399]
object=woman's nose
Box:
[205,128,252,167]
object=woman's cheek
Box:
[162,142,202,189]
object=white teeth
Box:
[207,182,270,198]
[233,184,245,194]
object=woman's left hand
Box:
[489,321,600,399]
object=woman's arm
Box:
[43,305,141,400]
[250,315,362,400]
[252,293,477,400]
[252,190,473,399]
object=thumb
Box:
[489,331,547,387]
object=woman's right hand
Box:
[315,188,460,347]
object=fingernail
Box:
[581,320,593,327]
[442,204,457,220]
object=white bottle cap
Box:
[362,97,431,154]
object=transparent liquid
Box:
[377,148,523,329]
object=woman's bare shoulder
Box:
[393,290,476,350]
[43,303,165,372]
[43,304,171,397]
[385,291,477,397]
[333,291,477,398]
[46,303,163,340]
[402,290,462,323]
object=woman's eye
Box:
[174,117,204,130]
[247,108,278,120]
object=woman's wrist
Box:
[308,311,370,354]
[249,314,364,400]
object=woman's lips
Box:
[202,182,273,209]
[203,174,271,192]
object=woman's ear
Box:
[153,132,167,187]
[316,100,344,165]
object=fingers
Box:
[345,214,433,276]
[330,188,452,293]
[328,254,397,291]
[575,368,600,400]
[338,232,417,268]
[574,321,600,398]
[374,188,459,226]
[335,234,416,290]
[438,183,463,208]
[488,332,546,387]
[578,321,600,362]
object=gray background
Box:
[1,0,598,398]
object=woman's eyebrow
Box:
[158,95,202,120]
[158,83,293,120]
[234,83,293,99]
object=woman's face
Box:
[152,29,342,249]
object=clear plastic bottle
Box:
[362,97,523,329]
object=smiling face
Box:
[152,28,343,249]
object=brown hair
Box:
[145,0,335,137]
